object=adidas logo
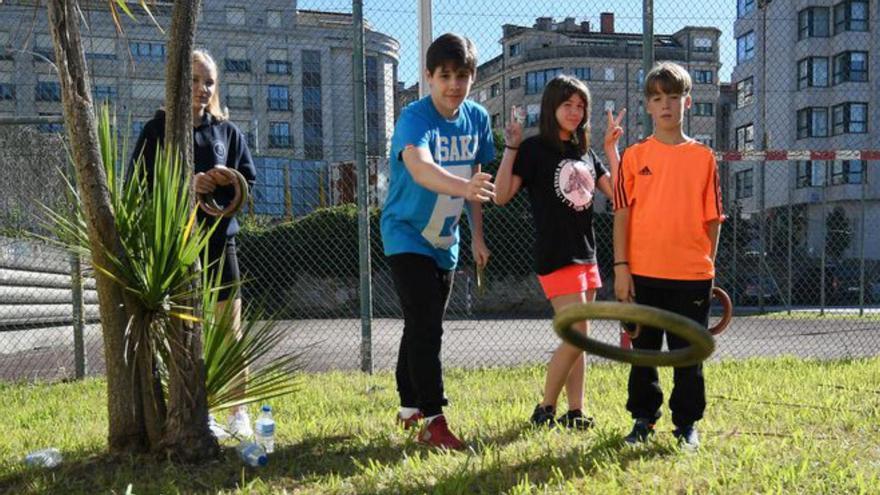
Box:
[638,166,653,176]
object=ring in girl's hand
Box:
[197,166,249,218]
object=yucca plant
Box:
[43,104,301,426]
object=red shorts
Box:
[537,263,602,300]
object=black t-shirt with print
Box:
[512,135,608,276]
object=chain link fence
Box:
[1,0,879,382]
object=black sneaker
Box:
[624,418,655,445]
[529,404,556,427]
[673,424,700,452]
[556,409,595,430]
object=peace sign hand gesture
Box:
[603,108,627,150]
[504,105,524,149]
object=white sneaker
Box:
[227,408,253,438]
[208,414,230,440]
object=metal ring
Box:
[197,166,249,218]
[554,302,715,367]
[709,287,733,336]
[620,287,733,340]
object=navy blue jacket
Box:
[129,110,256,238]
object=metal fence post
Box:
[641,0,653,136]
[69,251,86,379]
[859,163,867,315]
[353,0,373,374]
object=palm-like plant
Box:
[44,105,300,418]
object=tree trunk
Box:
[161,0,219,462]
[46,1,147,453]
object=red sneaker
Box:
[416,415,466,450]
[396,411,424,430]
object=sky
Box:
[299,0,739,85]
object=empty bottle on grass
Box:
[255,404,275,453]
[24,448,62,468]
[237,441,268,467]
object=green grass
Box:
[1,357,879,494]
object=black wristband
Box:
[613,261,629,267]
[505,145,519,150]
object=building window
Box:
[736,123,754,151]
[736,31,756,63]
[267,85,291,111]
[267,10,282,28]
[365,55,382,157]
[526,104,539,127]
[572,67,591,81]
[831,102,868,134]
[33,34,54,62]
[737,0,756,18]
[735,169,754,199]
[796,161,826,188]
[833,0,869,34]
[84,37,116,60]
[226,7,245,26]
[509,76,521,89]
[525,68,561,95]
[225,46,251,73]
[831,160,864,185]
[798,7,830,40]
[92,85,117,103]
[693,37,713,53]
[694,134,714,148]
[304,50,325,159]
[509,43,520,57]
[37,113,63,134]
[604,68,615,81]
[35,81,61,102]
[490,82,500,98]
[491,113,500,129]
[693,102,714,116]
[736,77,755,108]
[797,57,829,89]
[0,83,14,100]
[269,121,291,148]
[129,41,165,60]
[266,49,290,74]
[693,70,713,84]
[832,51,868,84]
[604,100,615,112]
[226,84,251,109]
[796,107,828,139]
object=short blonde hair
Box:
[644,62,692,98]
[192,49,228,121]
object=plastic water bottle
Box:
[255,404,275,453]
[24,448,62,468]
[236,441,267,467]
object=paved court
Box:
[2,312,880,382]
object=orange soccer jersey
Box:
[614,136,723,280]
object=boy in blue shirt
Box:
[381,32,495,450]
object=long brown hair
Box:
[538,74,590,155]
[192,49,228,121]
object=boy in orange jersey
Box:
[610,62,723,451]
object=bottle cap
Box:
[262,404,272,412]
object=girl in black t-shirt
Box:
[494,74,613,429]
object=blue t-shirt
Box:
[381,96,495,270]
